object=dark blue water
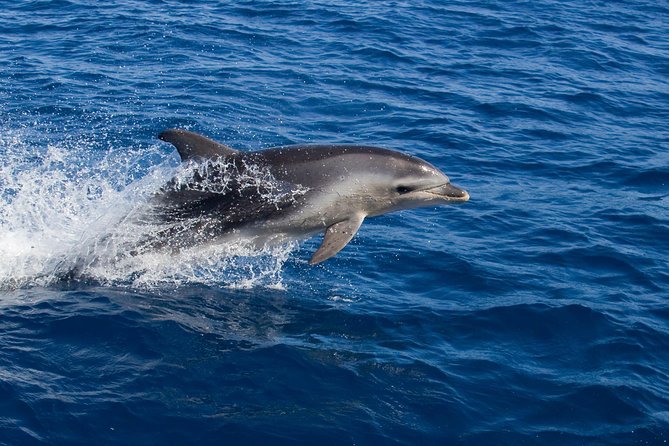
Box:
[1,0,668,444]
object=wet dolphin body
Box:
[151,129,469,264]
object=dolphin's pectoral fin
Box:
[310,214,365,265]
[159,129,238,161]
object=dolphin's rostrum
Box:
[152,129,469,264]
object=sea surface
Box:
[1,0,668,444]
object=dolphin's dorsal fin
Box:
[159,129,238,161]
[310,214,365,265]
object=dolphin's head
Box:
[244,143,468,219]
[362,150,469,216]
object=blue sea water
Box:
[1,0,668,444]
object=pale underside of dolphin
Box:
[150,129,469,264]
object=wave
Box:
[0,128,295,290]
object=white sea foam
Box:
[0,129,295,290]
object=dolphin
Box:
[149,129,469,264]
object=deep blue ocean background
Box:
[1,0,668,444]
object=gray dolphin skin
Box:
[152,129,469,264]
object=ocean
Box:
[0,0,668,444]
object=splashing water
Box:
[0,130,296,289]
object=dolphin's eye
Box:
[396,186,413,194]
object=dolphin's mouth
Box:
[424,183,470,202]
